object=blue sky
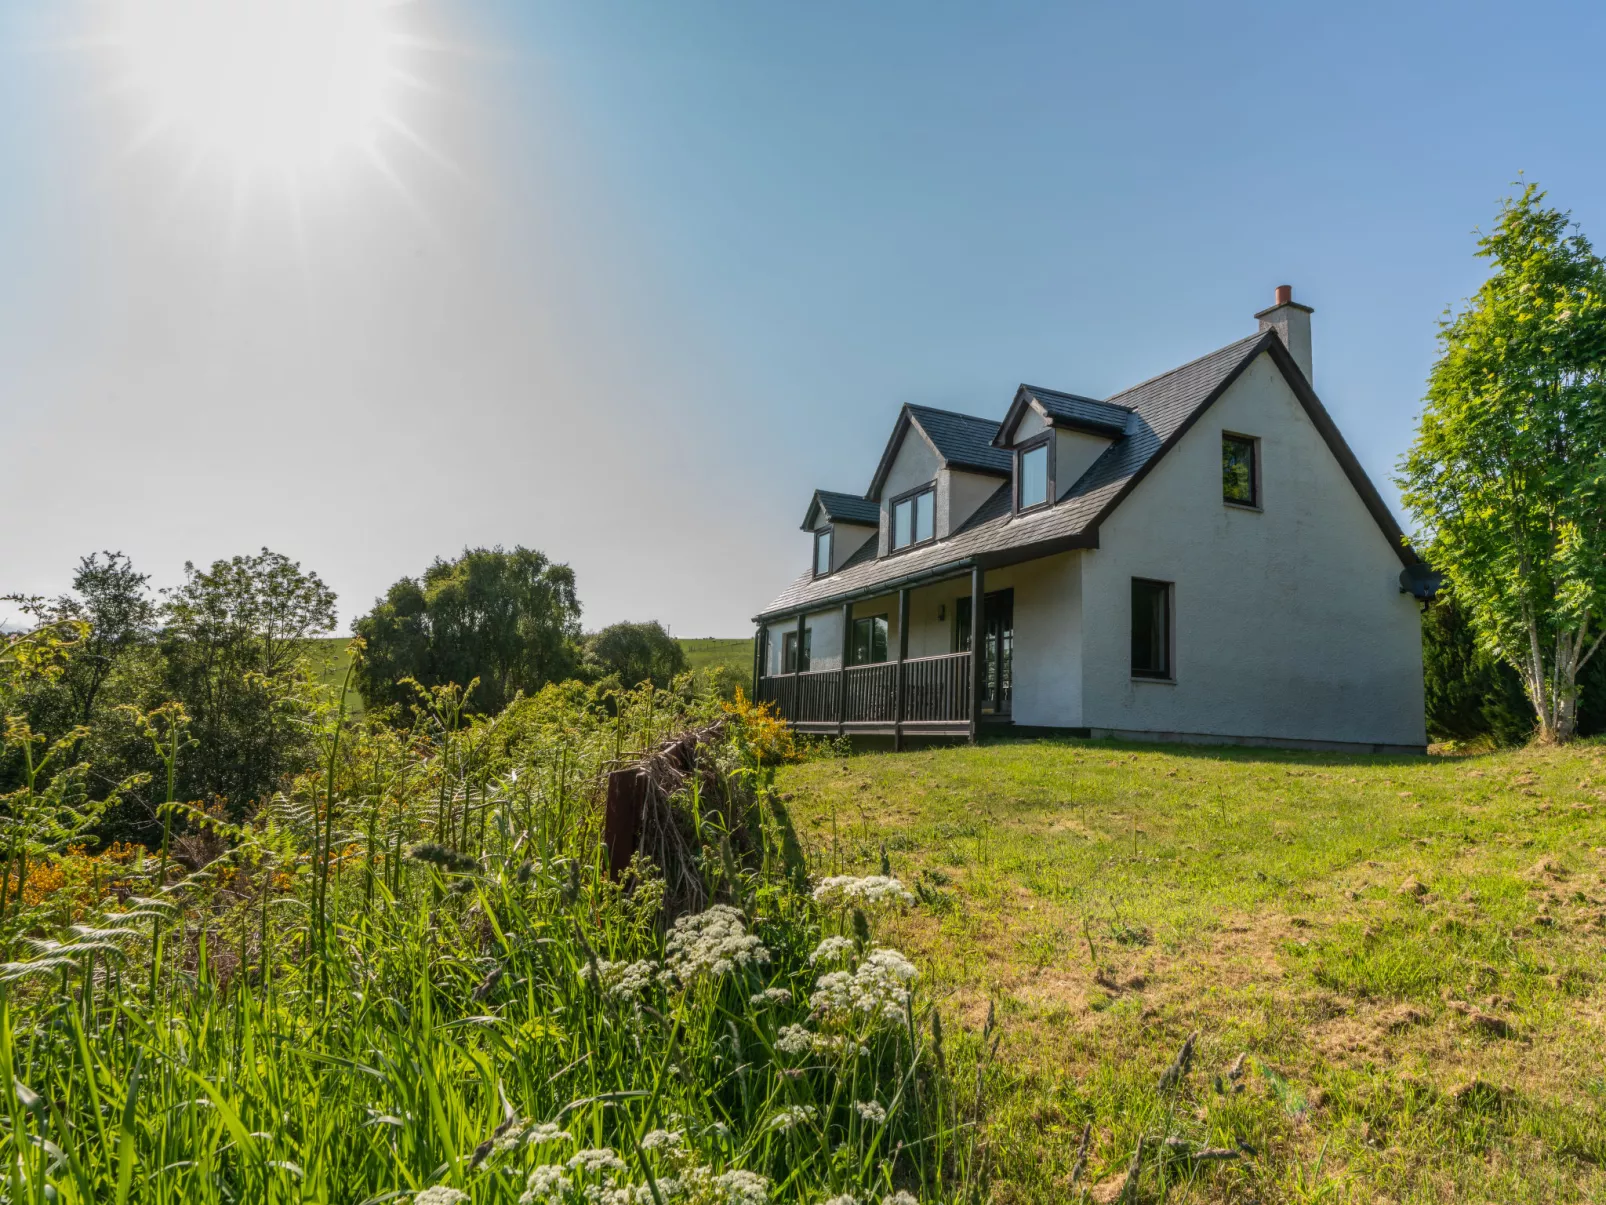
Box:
[3,1,1603,635]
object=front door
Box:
[956,589,1014,715]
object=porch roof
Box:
[757,330,1417,622]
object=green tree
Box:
[354,546,581,715]
[52,552,157,725]
[159,548,336,810]
[584,620,687,690]
[1400,184,1606,743]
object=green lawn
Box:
[774,737,1606,1203]
[680,636,753,676]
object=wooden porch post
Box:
[894,587,910,751]
[968,563,985,744]
[837,601,852,735]
[795,613,806,673]
[752,621,764,699]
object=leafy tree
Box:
[51,552,157,725]
[159,548,336,811]
[1400,184,1606,742]
[1421,596,1534,745]
[585,621,687,690]
[354,546,581,715]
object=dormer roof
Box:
[760,329,1418,620]
[866,404,1011,501]
[993,385,1132,447]
[801,489,880,531]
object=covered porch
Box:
[752,563,1012,744]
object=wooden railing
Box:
[756,651,971,733]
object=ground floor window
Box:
[1131,578,1172,679]
[783,628,811,673]
[850,615,889,664]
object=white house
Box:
[751,288,1428,754]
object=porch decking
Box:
[756,650,979,739]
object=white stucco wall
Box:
[877,428,941,555]
[763,609,844,675]
[1076,350,1425,749]
[945,469,1003,535]
[1054,429,1113,494]
[1012,407,1047,442]
[831,522,876,571]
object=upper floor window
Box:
[891,485,935,551]
[1223,433,1258,507]
[1016,436,1052,512]
[813,527,832,577]
[850,615,889,664]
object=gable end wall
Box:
[1076,351,1425,747]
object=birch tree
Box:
[1400,184,1606,742]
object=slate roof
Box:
[758,330,1416,620]
[1016,386,1133,439]
[802,489,880,530]
[904,405,1013,476]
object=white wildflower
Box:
[811,948,917,1022]
[749,986,792,1006]
[774,1024,813,1057]
[568,1148,628,1175]
[811,875,913,909]
[808,936,855,965]
[520,1164,571,1205]
[640,1128,684,1152]
[881,1193,919,1205]
[525,1122,574,1146]
[664,905,770,983]
[584,958,660,1002]
[767,1104,816,1132]
[414,1189,469,1205]
[854,1100,887,1124]
[820,1196,860,1205]
[715,1168,770,1205]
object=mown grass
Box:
[775,737,1606,1203]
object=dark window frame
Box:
[782,628,811,674]
[1013,432,1055,514]
[1222,431,1260,509]
[849,614,890,665]
[812,526,834,578]
[1130,577,1174,682]
[887,482,937,554]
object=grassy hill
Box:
[303,636,754,710]
[775,737,1606,1203]
[679,636,753,677]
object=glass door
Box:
[955,589,1014,715]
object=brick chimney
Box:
[1255,284,1314,384]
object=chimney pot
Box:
[1274,284,1292,306]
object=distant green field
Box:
[678,636,753,676]
[302,636,753,711]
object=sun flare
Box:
[107,0,406,177]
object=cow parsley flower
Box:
[584,958,660,1003]
[854,1100,887,1124]
[664,905,770,983]
[568,1148,628,1175]
[715,1168,771,1205]
[811,876,913,909]
[774,1024,814,1057]
[882,1193,919,1205]
[749,986,792,1006]
[767,1104,817,1132]
[520,1163,572,1205]
[820,1196,860,1205]
[808,937,855,965]
[526,1122,573,1146]
[640,1128,684,1152]
[413,1189,470,1205]
[811,948,917,1022]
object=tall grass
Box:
[0,675,977,1204]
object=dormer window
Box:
[813,527,833,577]
[890,485,935,551]
[1014,434,1053,513]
